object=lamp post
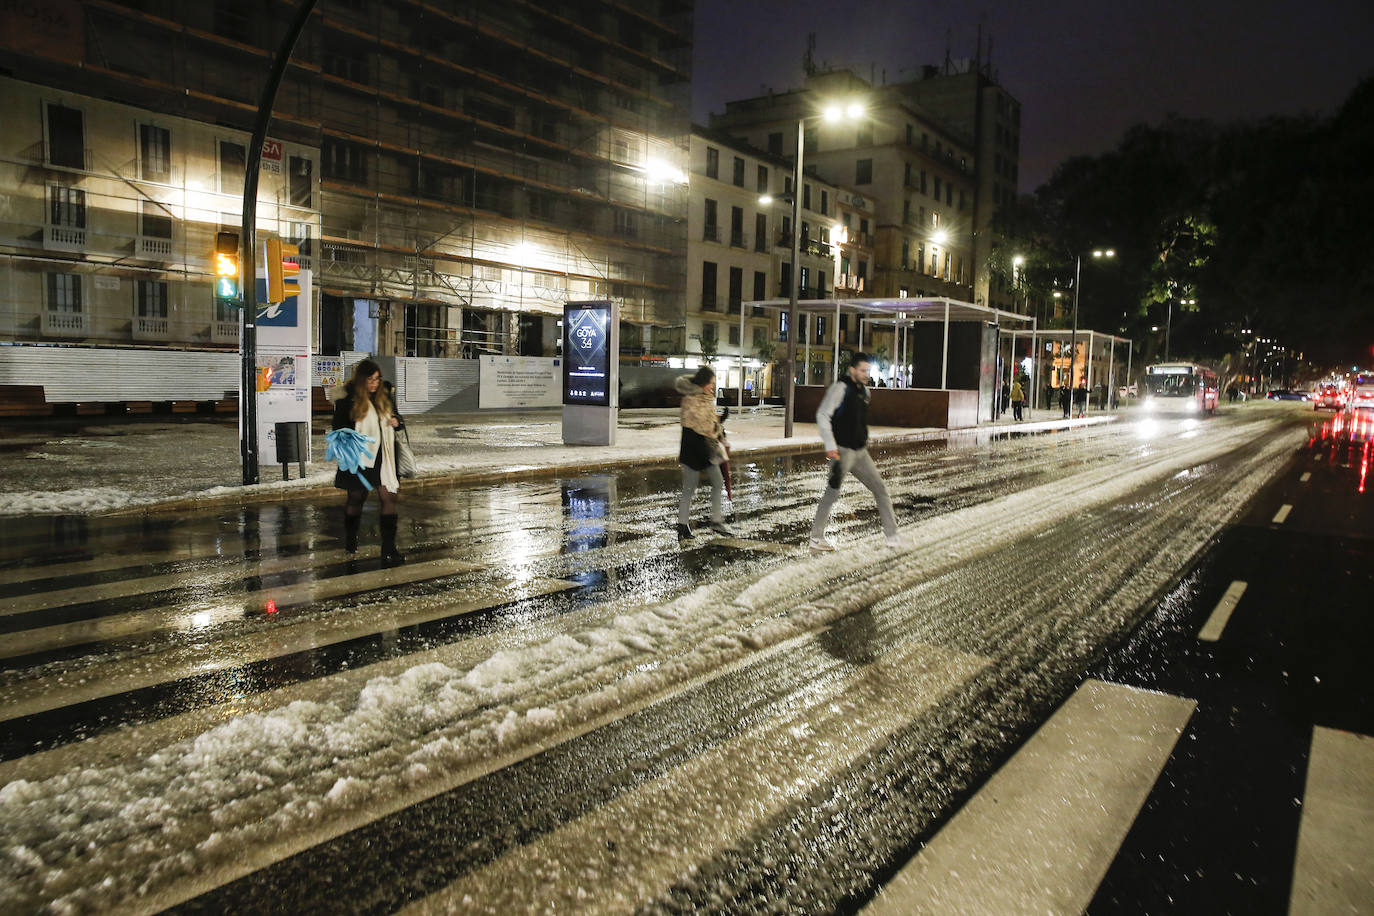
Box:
[1067,248,1114,417]
[1164,296,1194,361]
[775,101,863,438]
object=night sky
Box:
[692,0,1374,190]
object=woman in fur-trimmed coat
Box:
[674,365,732,539]
[332,359,406,566]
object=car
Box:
[1313,384,1345,411]
[1346,372,1374,414]
[1265,389,1309,402]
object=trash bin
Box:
[274,420,307,480]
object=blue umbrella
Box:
[325,428,378,491]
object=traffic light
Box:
[266,238,301,303]
[214,231,240,300]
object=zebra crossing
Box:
[1,412,1369,914]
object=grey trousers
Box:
[679,463,724,525]
[811,447,897,539]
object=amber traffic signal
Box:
[265,238,301,303]
[214,230,240,299]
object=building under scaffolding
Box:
[0,0,693,371]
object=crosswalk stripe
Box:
[0,528,334,575]
[863,679,1195,916]
[1289,726,1374,915]
[1198,580,1248,642]
[0,548,358,616]
[0,575,580,725]
[1272,504,1293,524]
[399,639,992,915]
[0,557,485,661]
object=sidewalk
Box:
[0,404,1115,517]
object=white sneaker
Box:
[885,533,903,549]
[809,536,836,552]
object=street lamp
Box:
[777,100,864,438]
[1066,248,1114,417]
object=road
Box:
[1,405,1369,914]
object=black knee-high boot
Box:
[380,514,405,567]
[344,512,361,554]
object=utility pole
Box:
[240,0,319,485]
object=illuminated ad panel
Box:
[563,302,612,406]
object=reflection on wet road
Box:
[0,409,1314,913]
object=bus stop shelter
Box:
[1006,328,1134,412]
[741,296,1035,428]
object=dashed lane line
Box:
[1289,727,1374,915]
[1198,580,1248,642]
[1299,471,1312,483]
[1272,504,1293,524]
[863,679,1195,916]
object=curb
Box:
[100,414,1118,518]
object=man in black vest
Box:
[809,352,901,551]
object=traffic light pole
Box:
[239,0,318,486]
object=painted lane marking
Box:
[863,679,1195,916]
[1198,580,1248,642]
[1299,471,1311,483]
[1272,504,1293,524]
[1290,726,1374,915]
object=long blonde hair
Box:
[347,359,393,422]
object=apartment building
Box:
[0,0,693,369]
[686,126,874,396]
[0,76,319,351]
[708,63,1023,315]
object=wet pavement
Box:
[2,404,1369,913]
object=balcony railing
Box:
[45,225,86,251]
[729,232,745,248]
[41,310,90,336]
[137,236,173,258]
[702,225,718,242]
[211,321,240,344]
[133,315,170,339]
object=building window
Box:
[815,315,826,344]
[728,266,743,308]
[614,210,637,237]
[701,321,717,343]
[933,176,942,201]
[728,324,740,346]
[767,132,783,155]
[947,184,954,206]
[903,198,911,223]
[904,162,911,187]
[856,121,873,146]
[141,201,172,239]
[730,206,744,247]
[803,127,817,154]
[901,241,910,269]
[701,261,717,310]
[855,159,872,185]
[289,156,313,208]
[905,124,913,146]
[753,326,766,349]
[703,198,718,241]
[46,103,84,169]
[754,213,768,252]
[219,140,246,195]
[753,270,766,302]
[820,190,828,215]
[705,146,719,179]
[802,183,811,211]
[139,124,170,182]
[322,138,367,183]
[778,309,788,341]
[136,280,169,318]
[46,273,82,312]
[732,156,745,187]
[920,169,927,194]
[757,164,768,192]
[49,185,86,228]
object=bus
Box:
[1141,362,1220,415]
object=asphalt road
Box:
[1,404,1368,914]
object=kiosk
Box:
[561,300,619,445]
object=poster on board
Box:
[251,266,312,466]
[480,355,560,408]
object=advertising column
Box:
[561,300,619,445]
